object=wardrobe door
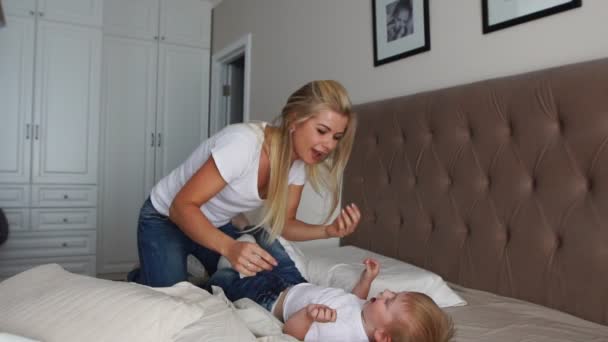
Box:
[155,43,209,182]
[38,0,103,27]
[2,0,36,17]
[0,16,35,184]
[103,0,159,41]
[99,36,158,273]
[31,21,101,184]
[159,0,211,48]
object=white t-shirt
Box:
[282,283,369,342]
[150,122,307,227]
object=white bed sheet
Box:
[174,287,298,342]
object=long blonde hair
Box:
[391,292,454,342]
[256,80,356,241]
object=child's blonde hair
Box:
[256,80,357,241]
[390,292,454,342]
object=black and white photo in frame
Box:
[372,0,430,66]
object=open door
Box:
[210,33,251,135]
[219,55,245,128]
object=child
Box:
[208,233,454,342]
[386,0,414,42]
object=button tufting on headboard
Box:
[343,57,608,325]
[0,209,8,246]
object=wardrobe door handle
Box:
[35,125,39,140]
[151,133,155,147]
[157,133,161,147]
[26,124,31,140]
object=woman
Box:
[128,80,361,287]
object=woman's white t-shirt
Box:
[150,122,307,227]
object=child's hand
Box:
[306,304,337,323]
[361,258,380,281]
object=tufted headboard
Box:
[342,58,608,325]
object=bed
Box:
[340,57,608,341]
[2,58,608,342]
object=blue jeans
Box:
[207,228,307,311]
[127,197,242,287]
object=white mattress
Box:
[446,284,608,342]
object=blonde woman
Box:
[128,80,361,287]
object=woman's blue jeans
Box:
[128,197,243,287]
[207,228,307,311]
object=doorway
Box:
[210,33,251,135]
[223,55,245,126]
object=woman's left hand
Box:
[325,203,361,238]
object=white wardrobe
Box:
[0,0,102,278]
[99,0,211,274]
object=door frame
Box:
[210,33,251,135]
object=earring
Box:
[289,127,295,134]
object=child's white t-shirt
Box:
[150,122,307,227]
[282,283,369,342]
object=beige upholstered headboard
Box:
[342,58,608,325]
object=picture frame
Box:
[482,0,582,34]
[372,0,430,67]
[0,0,5,28]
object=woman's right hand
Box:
[225,240,277,276]
[325,203,361,238]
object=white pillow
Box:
[0,264,206,342]
[305,246,467,308]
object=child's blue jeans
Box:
[207,228,307,311]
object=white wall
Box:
[211,0,608,250]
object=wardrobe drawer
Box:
[4,208,30,232]
[0,255,96,280]
[0,185,30,208]
[0,231,97,260]
[32,208,97,231]
[31,185,98,207]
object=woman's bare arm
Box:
[169,157,276,275]
[281,185,361,241]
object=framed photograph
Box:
[482,0,582,34]
[0,0,5,28]
[372,0,430,67]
